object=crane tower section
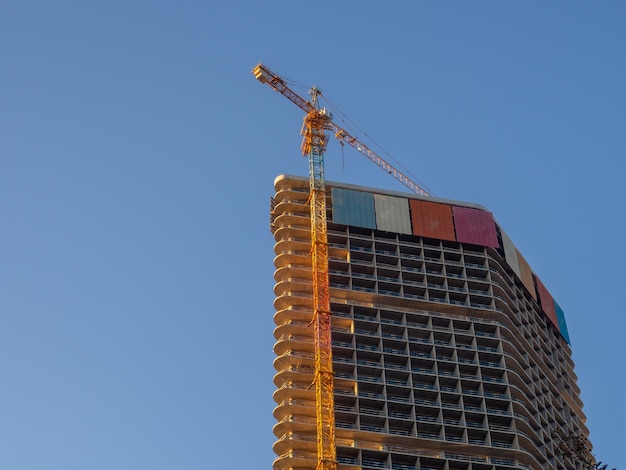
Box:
[255,64,337,470]
[304,89,337,470]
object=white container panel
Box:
[374,194,412,234]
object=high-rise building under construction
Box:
[271,174,586,470]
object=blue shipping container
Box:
[331,188,377,229]
[554,301,570,345]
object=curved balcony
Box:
[273,306,312,326]
[272,381,315,405]
[273,292,312,311]
[273,335,314,358]
[273,321,311,341]
[273,251,310,270]
[273,414,318,438]
[272,362,315,388]
[272,396,316,421]
[272,432,316,459]
[272,450,316,470]
[274,265,311,284]
[273,278,312,298]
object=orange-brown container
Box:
[517,251,537,300]
[409,199,456,241]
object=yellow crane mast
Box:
[253,63,429,470]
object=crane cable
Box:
[321,94,435,196]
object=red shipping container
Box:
[535,275,560,331]
[451,206,499,248]
[409,199,456,241]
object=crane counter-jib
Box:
[253,64,313,114]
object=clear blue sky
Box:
[1,2,624,468]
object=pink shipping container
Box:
[409,200,456,241]
[535,275,560,331]
[451,206,499,248]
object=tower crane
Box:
[253,64,431,197]
[253,63,429,470]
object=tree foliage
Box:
[553,429,615,470]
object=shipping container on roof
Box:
[500,229,521,277]
[331,187,376,229]
[554,301,570,344]
[535,275,560,331]
[516,251,537,300]
[451,206,499,247]
[409,199,456,242]
[374,194,412,234]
